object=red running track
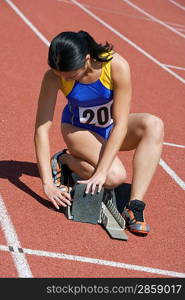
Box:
[0,0,185,278]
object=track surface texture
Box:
[0,0,185,281]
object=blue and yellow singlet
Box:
[61,54,114,140]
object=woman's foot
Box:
[122,200,150,235]
[51,149,72,190]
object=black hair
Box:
[48,30,113,72]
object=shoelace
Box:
[131,205,144,222]
[132,207,144,222]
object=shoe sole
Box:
[51,149,68,186]
[122,209,150,235]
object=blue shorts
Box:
[61,105,113,140]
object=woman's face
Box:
[53,66,87,81]
[52,55,90,81]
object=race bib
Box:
[79,100,113,128]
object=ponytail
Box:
[78,30,113,62]
[48,30,114,72]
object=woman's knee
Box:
[142,114,164,143]
[105,164,127,189]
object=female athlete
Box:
[34,30,164,235]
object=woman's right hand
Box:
[43,183,72,210]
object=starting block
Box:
[65,183,104,224]
[62,172,128,241]
[99,189,128,240]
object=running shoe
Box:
[51,149,72,190]
[122,200,150,235]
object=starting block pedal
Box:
[62,178,128,240]
[64,183,104,224]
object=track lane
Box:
[1,159,184,277]
[129,0,185,26]
[162,147,185,180]
[25,252,183,278]
[71,0,185,65]
[0,250,18,277]
[0,0,184,277]
[9,0,185,143]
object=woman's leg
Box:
[118,113,164,234]
[60,123,127,189]
[120,113,164,201]
[59,113,163,235]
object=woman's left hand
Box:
[77,170,107,194]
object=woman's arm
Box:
[34,70,71,208]
[78,54,132,193]
[97,54,132,172]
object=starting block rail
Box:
[100,202,128,241]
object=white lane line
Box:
[177,28,185,32]
[0,245,184,278]
[5,0,185,85]
[163,142,185,148]
[168,0,185,11]
[4,0,185,191]
[59,0,185,30]
[60,0,185,29]
[70,0,185,84]
[121,0,185,39]
[4,0,50,47]
[161,23,185,32]
[163,64,185,71]
[2,0,185,277]
[159,159,185,190]
[165,21,185,29]
[0,194,33,277]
